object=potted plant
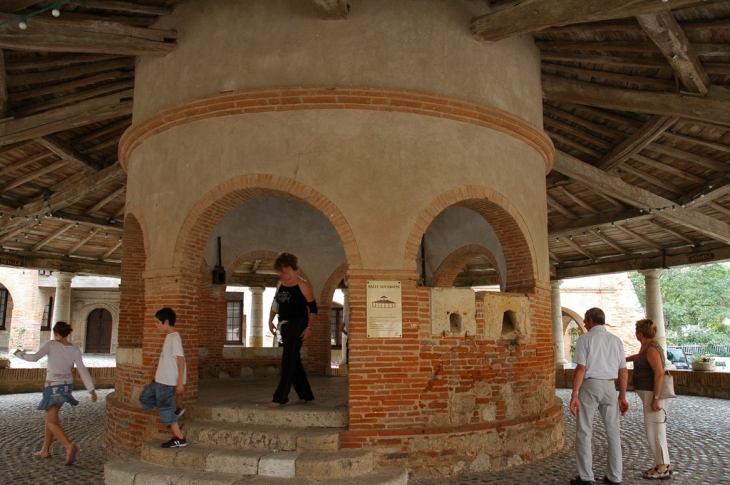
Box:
[691,355,716,371]
[0,355,9,369]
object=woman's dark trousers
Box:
[272,318,315,404]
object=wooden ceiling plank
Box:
[662,131,730,155]
[312,0,349,19]
[592,229,630,255]
[542,64,677,92]
[547,129,604,158]
[17,79,134,116]
[0,89,133,146]
[7,57,134,88]
[67,0,173,16]
[541,52,667,69]
[587,187,626,209]
[637,11,710,95]
[548,207,649,238]
[554,150,730,245]
[100,239,122,260]
[549,251,564,264]
[0,14,177,56]
[680,174,730,208]
[544,118,614,150]
[0,162,125,233]
[0,248,120,275]
[66,227,98,256]
[0,159,68,192]
[0,150,51,177]
[113,204,124,219]
[36,135,98,172]
[547,194,579,220]
[705,63,730,75]
[32,222,74,251]
[51,211,122,230]
[646,144,730,172]
[572,106,644,130]
[543,75,730,127]
[649,219,697,246]
[4,54,123,71]
[562,236,595,262]
[614,223,664,251]
[598,115,677,171]
[470,0,726,43]
[558,186,600,214]
[618,164,685,195]
[85,185,124,214]
[631,153,706,184]
[544,105,625,141]
[74,118,130,146]
[0,49,7,118]
[11,70,129,103]
[0,1,38,11]
[537,40,660,53]
[0,225,28,244]
[708,202,730,217]
[79,132,122,154]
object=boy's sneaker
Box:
[161,436,187,448]
[174,407,185,418]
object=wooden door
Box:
[85,308,113,353]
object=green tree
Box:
[629,264,730,341]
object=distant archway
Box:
[85,308,113,353]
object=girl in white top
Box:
[15,321,97,465]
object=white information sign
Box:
[366,280,402,338]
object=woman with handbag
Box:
[626,318,672,480]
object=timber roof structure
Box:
[2,0,730,287]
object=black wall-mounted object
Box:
[212,236,226,285]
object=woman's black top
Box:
[275,282,309,321]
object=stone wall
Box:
[0,367,115,395]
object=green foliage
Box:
[629,264,730,342]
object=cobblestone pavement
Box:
[1,388,728,485]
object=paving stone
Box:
[2,388,730,484]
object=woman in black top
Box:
[267,252,317,407]
[626,318,672,479]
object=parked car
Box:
[667,347,690,369]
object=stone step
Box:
[105,458,408,485]
[141,440,374,479]
[182,420,343,451]
[187,401,348,428]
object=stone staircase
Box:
[104,400,408,484]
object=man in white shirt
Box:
[569,307,629,485]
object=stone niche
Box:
[430,287,477,337]
[479,291,530,338]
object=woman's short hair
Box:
[53,321,73,338]
[635,318,657,339]
[274,252,299,271]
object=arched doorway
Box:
[85,308,113,353]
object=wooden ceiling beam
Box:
[0,89,133,146]
[679,174,730,208]
[36,135,98,172]
[598,115,677,171]
[708,202,730,218]
[572,106,644,130]
[0,150,51,177]
[470,0,725,43]
[0,14,176,56]
[80,133,122,154]
[66,1,173,16]
[18,79,134,116]
[50,211,122,230]
[11,70,130,103]
[554,150,730,245]
[4,54,122,71]
[7,57,133,88]
[541,52,667,69]
[542,75,730,127]
[613,223,664,251]
[0,159,69,192]
[618,164,685,196]
[537,40,660,53]
[546,129,604,158]
[631,153,706,185]
[544,118,614,151]
[100,239,122,260]
[562,236,595,262]
[312,0,349,20]
[0,1,38,12]
[646,144,730,173]
[662,131,730,155]
[547,194,578,219]
[544,105,625,141]
[0,162,125,233]
[542,64,677,92]
[0,248,120,275]
[32,222,73,252]
[548,207,648,238]
[558,186,600,214]
[66,226,98,256]
[85,185,124,214]
[592,229,630,255]
[637,11,710,95]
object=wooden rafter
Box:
[0,162,125,233]
[66,1,173,16]
[618,164,685,196]
[549,207,649,238]
[0,159,68,192]
[543,63,677,92]
[0,249,120,275]
[100,239,122,260]
[679,174,730,208]
[637,11,710,95]
[0,89,133,146]
[558,187,600,214]
[470,0,726,43]
[562,236,595,262]
[598,116,677,171]
[631,153,706,185]
[544,118,614,151]
[0,14,176,56]
[0,150,51,177]
[36,135,98,172]
[18,79,135,116]
[542,76,730,127]
[592,229,630,255]
[708,202,730,218]
[7,57,133,88]
[614,223,664,251]
[31,222,73,251]
[66,227,98,256]
[547,194,578,219]
[646,144,730,173]
[541,52,667,69]
[649,219,697,247]
[553,151,730,245]
[85,185,125,214]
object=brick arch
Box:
[406,186,538,292]
[172,175,361,274]
[562,307,586,334]
[320,262,348,306]
[118,212,147,348]
[123,202,151,267]
[430,244,502,289]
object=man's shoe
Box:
[603,476,621,485]
[570,477,595,485]
[161,436,187,448]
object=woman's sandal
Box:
[642,467,671,480]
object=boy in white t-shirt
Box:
[139,307,188,448]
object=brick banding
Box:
[119,86,554,174]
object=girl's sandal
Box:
[642,467,671,480]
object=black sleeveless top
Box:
[633,341,665,391]
[274,282,309,321]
